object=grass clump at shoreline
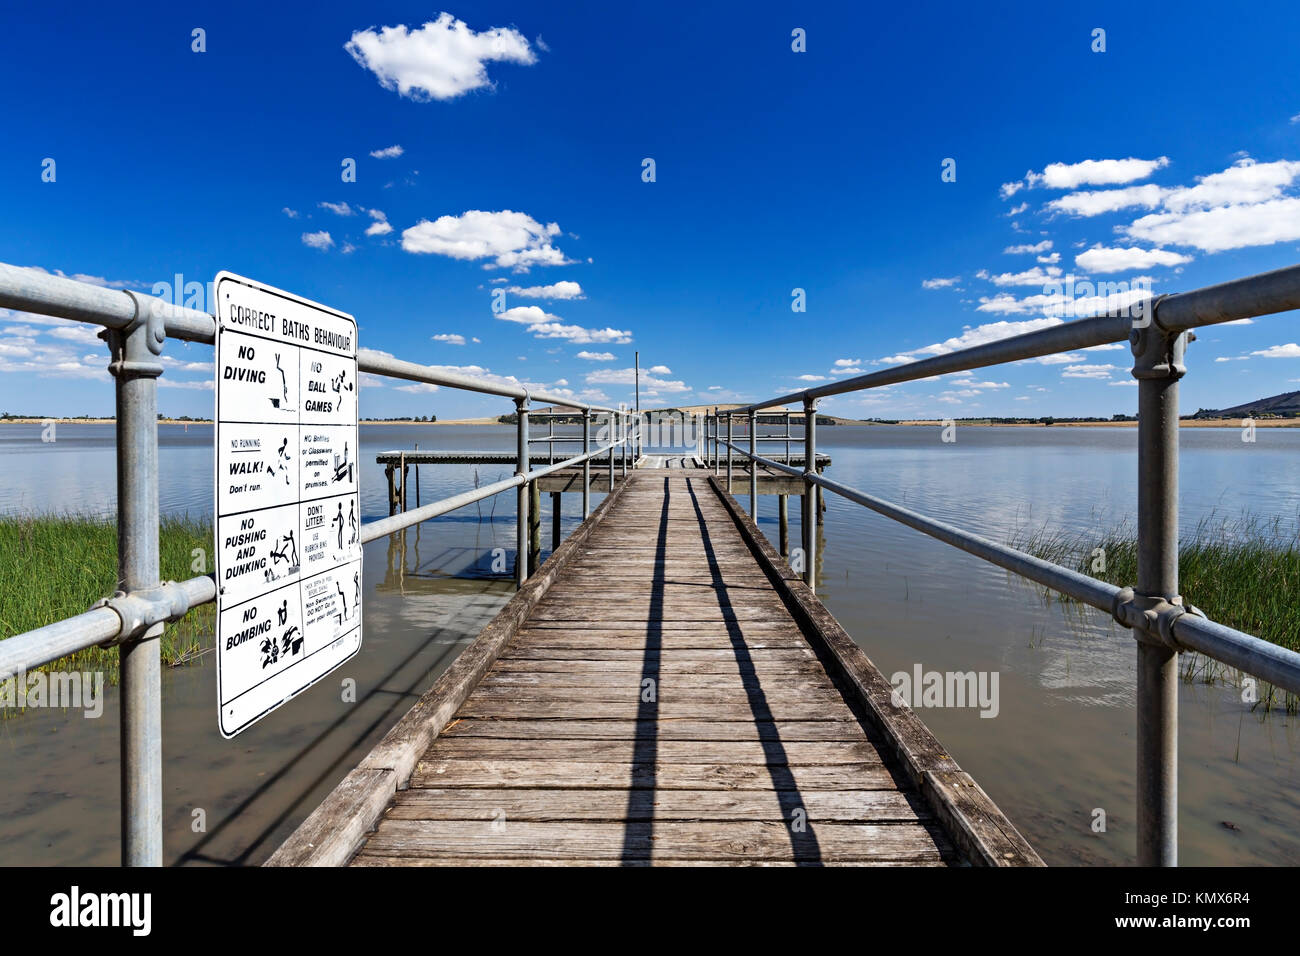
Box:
[0,514,214,681]
[1011,513,1300,710]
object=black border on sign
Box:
[213,272,362,739]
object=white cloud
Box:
[319,201,354,216]
[977,266,1062,287]
[1092,159,1300,254]
[401,209,571,271]
[528,323,631,344]
[877,317,1064,367]
[506,280,584,300]
[1126,196,1300,253]
[797,374,828,381]
[977,283,1152,319]
[363,208,393,237]
[1045,184,1165,217]
[1002,157,1169,199]
[1160,159,1300,213]
[493,306,631,343]
[1074,246,1192,273]
[282,207,300,218]
[922,276,961,289]
[1045,156,1170,189]
[498,305,560,325]
[1004,240,1052,255]
[301,231,334,250]
[345,14,537,102]
[395,382,440,394]
[432,333,466,345]
[1251,343,1300,358]
[369,144,404,159]
[576,350,615,361]
[587,368,689,393]
[1062,363,1121,379]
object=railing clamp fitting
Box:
[100,290,167,379]
[1129,294,1189,382]
[93,581,191,648]
[1111,586,1203,650]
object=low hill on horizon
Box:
[1195,390,1300,418]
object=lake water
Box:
[1,422,1297,865]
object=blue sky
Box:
[3,0,1300,420]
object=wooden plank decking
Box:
[270,470,1041,867]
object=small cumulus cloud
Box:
[301,231,334,250]
[346,13,537,102]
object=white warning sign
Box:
[213,272,361,738]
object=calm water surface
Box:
[1,422,1297,865]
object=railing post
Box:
[748,408,758,516]
[709,412,717,473]
[514,396,530,589]
[1131,314,1188,867]
[621,411,628,477]
[103,299,165,867]
[582,408,591,519]
[726,414,733,491]
[802,397,817,589]
[607,412,615,491]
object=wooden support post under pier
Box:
[551,491,562,554]
[779,493,789,555]
[528,480,542,573]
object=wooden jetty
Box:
[270,463,1041,867]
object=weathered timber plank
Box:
[441,719,866,741]
[454,699,859,721]
[489,658,827,675]
[476,673,838,692]
[462,684,853,704]
[264,768,395,867]
[498,647,817,661]
[424,739,881,765]
[358,819,951,863]
[385,788,928,821]
[410,759,896,790]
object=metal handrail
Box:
[705,260,1300,867]
[0,261,639,866]
[724,263,1300,415]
